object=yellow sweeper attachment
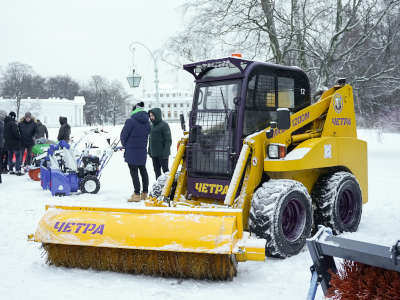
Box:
[29,204,265,280]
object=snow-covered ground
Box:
[0,124,399,300]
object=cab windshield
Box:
[194,80,241,111]
[188,80,241,177]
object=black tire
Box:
[149,172,179,200]
[312,171,362,234]
[80,175,100,194]
[249,179,313,258]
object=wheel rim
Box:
[282,197,306,242]
[84,180,97,193]
[339,188,356,225]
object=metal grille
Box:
[243,74,277,135]
[187,110,233,176]
[255,75,275,108]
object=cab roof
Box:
[183,57,308,83]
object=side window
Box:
[244,74,276,135]
[254,75,275,108]
[278,77,294,108]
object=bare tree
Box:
[0,62,35,118]
[109,81,129,126]
[306,0,400,90]
[164,0,313,66]
[81,77,129,126]
[0,62,129,126]
[165,0,400,123]
[46,75,80,99]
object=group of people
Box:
[120,102,171,202]
[0,110,71,183]
[0,103,169,201]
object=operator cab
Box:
[243,63,310,136]
[183,57,310,198]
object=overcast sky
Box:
[0,0,194,94]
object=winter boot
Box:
[140,192,148,200]
[128,193,141,202]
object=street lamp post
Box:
[128,41,160,107]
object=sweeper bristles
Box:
[327,260,400,299]
[43,243,237,280]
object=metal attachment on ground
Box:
[306,225,400,300]
[306,266,324,300]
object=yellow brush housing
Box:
[29,204,265,280]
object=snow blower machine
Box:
[40,130,119,196]
[29,57,367,280]
[306,226,400,299]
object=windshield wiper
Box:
[220,88,229,121]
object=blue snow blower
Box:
[40,134,119,196]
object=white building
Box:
[128,86,193,122]
[0,96,85,127]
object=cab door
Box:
[187,80,241,179]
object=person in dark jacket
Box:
[4,112,23,175]
[19,112,37,167]
[35,119,49,140]
[148,108,172,179]
[0,110,5,182]
[57,116,71,143]
[120,102,151,202]
[0,111,8,173]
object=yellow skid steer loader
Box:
[29,57,367,280]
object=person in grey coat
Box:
[35,119,49,140]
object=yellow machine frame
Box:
[154,84,367,228]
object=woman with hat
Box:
[120,101,151,202]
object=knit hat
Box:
[136,101,144,108]
[9,111,16,119]
[24,112,32,118]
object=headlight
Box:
[267,144,286,159]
